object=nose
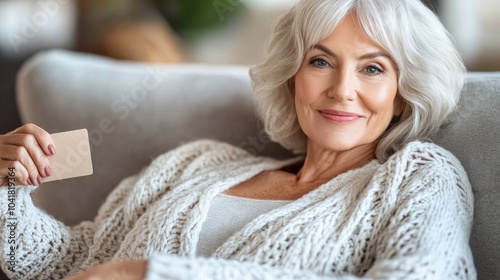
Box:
[327,68,356,102]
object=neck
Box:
[295,141,376,185]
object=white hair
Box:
[250,0,465,161]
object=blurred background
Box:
[0,0,499,134]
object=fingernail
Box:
[27,178,33,185]
[48,144,56,155]
[37,175,43,185]
[45,166,52,177]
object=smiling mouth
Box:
[317,110,363,123]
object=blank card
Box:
[44,129,94,183]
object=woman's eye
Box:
[364,65,383,75]
[310,58,330,68]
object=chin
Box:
[308,135,361,152]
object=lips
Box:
[318,109,363,123]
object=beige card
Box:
[44,129,94,183]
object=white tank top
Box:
[196,193,291,257]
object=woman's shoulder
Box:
[382,141,474,224]
[390,140,464,171]
[138,139,260,184]
[385,140,471,196]
[150,139,259,169]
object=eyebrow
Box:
[311,44,391,61]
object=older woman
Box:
[0,0,475,279]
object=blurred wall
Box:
[0,0,77,60]
[441,0,500,71]
[0,0,498,69]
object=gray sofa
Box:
[13,50,500,279]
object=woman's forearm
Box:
[0,185,95,279]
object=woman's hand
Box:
[0,123,56,186]
[64,260,148,280]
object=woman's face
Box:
[294,13,402,153]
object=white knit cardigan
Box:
[0,139,475,279]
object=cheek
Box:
[294,72,310,113]
[294,72,317,128]
[294,87,310,123]
[361,82,398,116]
[294,71,328,107]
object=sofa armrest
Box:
[432,72,500,280]
[16,49,291,225]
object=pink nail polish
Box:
[27,178,33,185]
[45,166,52,177]
[48,144,56,155]
[37,175,43,185]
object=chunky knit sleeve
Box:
[0,139,225,280]
[145,143,475,280]
[363,144,475,279]
[0,173,140,280]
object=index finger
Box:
[11,123,56,156]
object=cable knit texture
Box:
[0,139,475,279]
